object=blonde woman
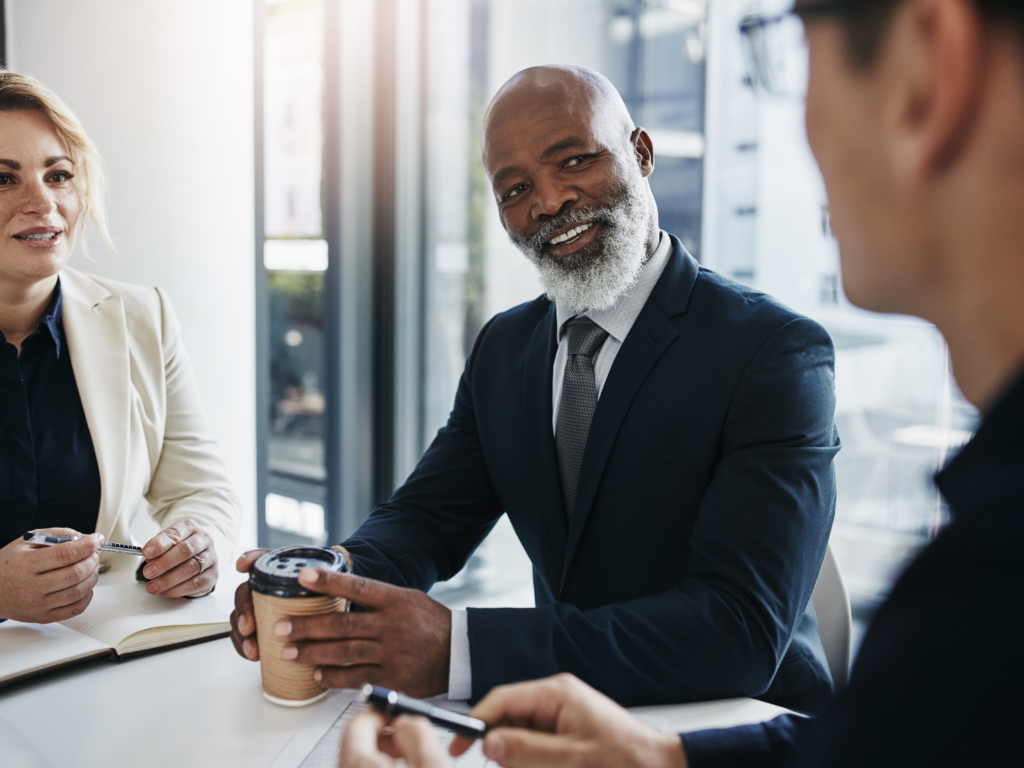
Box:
[0,70,240,624]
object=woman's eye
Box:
[49,171,74,183]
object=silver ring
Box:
[195,555,206,574]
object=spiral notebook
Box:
[0,584,229,688]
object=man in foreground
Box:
[232,66,839,713]
[339,0,1024,765]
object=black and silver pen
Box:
[360,684,488,740]
[22,530,145,556]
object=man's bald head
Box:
[482,65,637,172]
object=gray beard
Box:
[507,180,651,314]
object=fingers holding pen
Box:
[31,532,103,575]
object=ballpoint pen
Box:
[22,530,145,556]
[361,684,488,740]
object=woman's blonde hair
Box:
[0,69,115,254]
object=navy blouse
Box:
[0,281,102,548]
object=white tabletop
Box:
[0,577,792,768]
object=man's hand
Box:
[451,674,689,768]
[229,545,351,663]
[0,528,103,624]
[339,708,451,768]
[141,519,218,598]
[280,567,451,698]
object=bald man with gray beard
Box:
[230,65,840,716]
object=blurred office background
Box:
[3,0,975,651]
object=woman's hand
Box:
[452,674,689,768]
[141,519,218,598]
[339,709,452,768]
[0,528,103,623]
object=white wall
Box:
[7,0,258,555]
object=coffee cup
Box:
[249,545,350,706]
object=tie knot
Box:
[565,316,609,358]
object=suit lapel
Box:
[59,268,132,538]
[522,303,569,574]
[560,240,700,591]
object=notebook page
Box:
[0,621,110,684]
[59,584,228,649]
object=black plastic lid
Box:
[249,546,349,597]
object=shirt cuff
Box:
[448,608,472,700]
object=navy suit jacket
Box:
[343,237,839,713]
[683,367,1024,767]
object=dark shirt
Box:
[682,366,1024,766]
[0,281,102,549]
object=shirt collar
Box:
[556,229,673,342]
[29,280,65,359]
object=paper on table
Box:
[60,584,228,650]
[271,689,492,768]
[0,622,110,684]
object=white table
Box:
[0,579,791,768]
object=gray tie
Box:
[555,316,609,521]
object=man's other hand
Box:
[452,673,689,768]
[279,567,451,699]
[229,545,352,663]
[339,708,451,768]
[0,528,102,624]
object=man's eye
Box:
[565,155,591,167]
[0,173,13,186]
[504,184,526,201]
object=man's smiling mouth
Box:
[548,222,593,246]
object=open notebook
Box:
[0,583,229,687]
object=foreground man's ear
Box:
[886,0,986,184]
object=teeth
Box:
[548,222,593,245]
[17,232,58,241]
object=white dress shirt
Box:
[447,231,674,699]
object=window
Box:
[706,0,976,631]
[260,0,329,547]
[413,0,709,607]
[254,0,976,635]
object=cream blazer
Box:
[59,267,241,579]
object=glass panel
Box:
[264,0,327,546]
[266,493,327,545]
[706,0,978,648]
[416,0,708,608]
[267,271,325,482]
[264,0,324,240]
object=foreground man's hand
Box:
[141,519,218,598]
[0,528,102,623]
[280,567,451,698]
[452,674,689,768]
[339,708,450,768]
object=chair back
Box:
[810,544,853,691]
